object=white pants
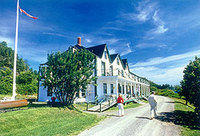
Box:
[118,103,124,116]
[150,106,157,118]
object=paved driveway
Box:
[78,96,180,136]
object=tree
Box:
[42,48,96,106]
[181,56,200,117]
[16,70,38,95]
[0,67,13,94]
[0,41,38,95]
[174,85,182,99]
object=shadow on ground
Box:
[136,116,151,120]
[156,110,199,130]
[106,114,119,117]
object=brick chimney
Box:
[77,37,81,46]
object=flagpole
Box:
[12,0,19,100]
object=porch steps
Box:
[142,96,148,101]
[124,98,139,104]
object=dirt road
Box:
[78,96,180,136]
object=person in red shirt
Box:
[117,94,124,117]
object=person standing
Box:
[148,91,157,119]
[117,94,124,117]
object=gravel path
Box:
[78,96,180,136]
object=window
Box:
[110,84,114,94]
[104,51,107,59]
[121,70,124,77]
[117,58,120,65]
[109,66,113,76]
[118,70,120,76]
[101,61,106,76]
[103,83,107,94]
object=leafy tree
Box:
[181,56,200,117]
[16,70,38,95]
[174,85,182,99]
[0,41,29,73]
[42,48,96,106]
[0,41,38,95]
[0,67,13,94]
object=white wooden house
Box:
[38,37,150,103]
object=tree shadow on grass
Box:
[156,110,200,130]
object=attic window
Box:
[117,58,119,65]
[104,51,107,59]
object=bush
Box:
[156,89,180,98]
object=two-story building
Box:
[38,37,150,103]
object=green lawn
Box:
[174,98,200,136]
[0,106,104,136]
[73,103,96,111]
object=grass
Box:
[174,98,200,136]
[73,102,96,111]
[0,104,104,136]
[108,102,141,111]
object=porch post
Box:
[124,82,126,95]
[130,83,132,97]
[115,79,118,97]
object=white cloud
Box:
[131,66,185,85]
[104,38,120,44]
[120,1,156,22]
[130,49,200,85]
[43,32,67,38]
[85,39,91,43]
[152,10,168,34]
[132,49,200,67]
[135,43,167,49]
[154,25,168,34]
[134,0,156,22]
[0,36,15,48]
[121,43,133,56]
[109,49,117,54]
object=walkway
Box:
[79,96,180,136]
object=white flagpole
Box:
[12,0,19,100]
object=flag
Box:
[19,6,38,19]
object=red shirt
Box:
[117,96,124,103]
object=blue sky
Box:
[1,0,200,85]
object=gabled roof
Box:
[86,44,106,58]
[110,54,118,62]
[73,44,86,50]
[122,59,127,66]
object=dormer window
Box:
[118,70,120,76]
[121,70,124,77]
[117,58,119,65]
[109,65,113,76]
[104,51,107,59]
[101,61,106,76]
